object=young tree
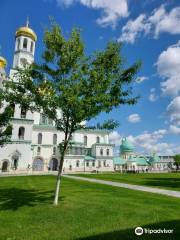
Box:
[5,22,141,205]
[173,154,180,171]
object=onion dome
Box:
[15,19,37,42]
[148,153,160,164]
[0,56,7,69]
[120,138,134,153]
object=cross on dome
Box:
[26,16,29,27]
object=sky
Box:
[0,0,179,155]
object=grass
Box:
[0,175,179,240]
[75,172,180,191]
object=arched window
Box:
[18,127,25,140]
[84,136,87,146]
[30,41,34,52]
[106,149,110,156]
[53,134,57,145]
[96,136,100,143]
[38,133,42,144]
[37,146,41,154]
[100,148,103,156]
[20,107,26,118]
[12,156,19,170]
[17,38,20,50]
[86,161,89,167]
[76,160,80,167]
[103,160,106,167]
[23,38,28,49]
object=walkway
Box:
[63,175,180,198]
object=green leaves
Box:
[5,20,141,153]
[0,90,13,146]
[173,154,180,170]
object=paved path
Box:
[63,175,180,198]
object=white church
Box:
[0,21,174,174]
[0,21,115,173]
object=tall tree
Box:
[5,22,141,205]
[173,154,180,171]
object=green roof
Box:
[135,157,149,166]
[84,155,95,161]
[127,156,149,165]
[148,154,160,163]
[120,138,134,153]
[113,157,126,165]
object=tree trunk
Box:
[53,154,64,205]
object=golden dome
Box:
[0,56,7,68]
[15,20,37,42]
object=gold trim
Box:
[0,56,7,68]
[15,27,37,41]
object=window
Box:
[77,148,81,155]
[84,136,87,146]
[40,114,47,125]
[17,38,20,50]
[40,114,53,125]
[37,146,41,155]
[103,160,106,167]
[48,118,53,125]
[86,162,89,167]
[100,148,103,156]
[20,58,28,66]
[12,156,19,170]
[23,38,28,49]
[18,127,25,140]
[92,161,95,167]
[76,160,80,167]
[30,41,34,52]
[53,147,56,155]
[106,149,110,156]
[20,107,26,118]
[38,133,42,144]
[53,134,57,145]
[96,136,100,143]
[75,148,78,155]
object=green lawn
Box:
[0,175,180,240]
[75,172,180,191]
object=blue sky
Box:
[0,0,179,155]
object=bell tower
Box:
[12,18,37,69]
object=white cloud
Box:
[58,0,74,6]
[119,14,149,44]
[126,129,177,155]
[156,41,180,96]
[167,96,180,126]
[110,129,178,155]
[149,5,180,38]
[149,88,159,102]
[58,0,129,27]
[128,113,141,123]
[135,76,148,83]
[109,131,122,146]
[119,5,180,43]
[169,125,180,135]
